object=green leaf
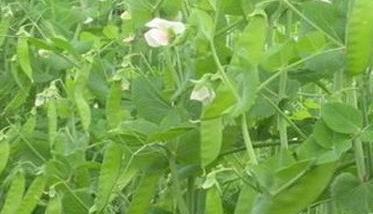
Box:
[361,126,373,143]
[16,175,46,214]
[189,9,215,40]
[261,41,295,72]
[233,14,268,67]
[205,187,223,214]
[321,102,363,134]
[332,173,373,214]
[0,140,9,176]
[251,162,336,214]
[0,171,25,214]
[230,68,259,117]
[301,1,347,42]
[293,31,326,56]
[234,185,256,214]
[200,117,223,167]
[312,120,350,149]
[127,172,161,214]
[103,25,119,39]
[346,0,373,75]
[127,0,153,29]
[94,142,123,213]
[45,196,62,214]
[132,78,171,123]
[17,37,33,82]
[202,83,236,119]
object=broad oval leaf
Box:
[45,196,62,214]
[312,120,349,149]
[202,83,236,119]
[332,173,373,214]
[233,14,268,67]
[321,102,362,134]
[127,172,161,214]
[251,162,336,214]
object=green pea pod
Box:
[200,117,223,168]
[0,16,10,47]
[0,172,26,214]
[205,187,223,214]
[17,36,33,82]
[346,0,373,75]
[94,142,123,213]
[0,140,9,176]
[16,175,46,214]
[75,89,91,132]
[106,82,126,129]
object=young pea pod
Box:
[17,36,33,82]
[0,171,25,214]
[94,142,123,213]
[0,140,9,176]
[16,175,46,214]
[346,0,373,75]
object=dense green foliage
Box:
[1,0,373,213]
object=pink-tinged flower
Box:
[144,29,170,47]
[144,18,185,48]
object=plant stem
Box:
[277,6,291,151]
[209,39,239,99]
[262,93,308,139]
[347,77,367,181]
[278,71,289,151]
[169,154,190,214]
[241,114,258,165]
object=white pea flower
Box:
[83,17,94,24]
[144,17,186,48]
[34,94,45,107]
[120,11,131,20]
[319,0,332,4]
[122,34,135,43]
[38,49,51,58]
[190,85,215,105]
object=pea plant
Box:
[1,0,373,213]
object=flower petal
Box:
[144,28,170,47]
[168,21,186,34]
[146,17,185,34]
[145,17,169,30]
[190,86,215,104]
